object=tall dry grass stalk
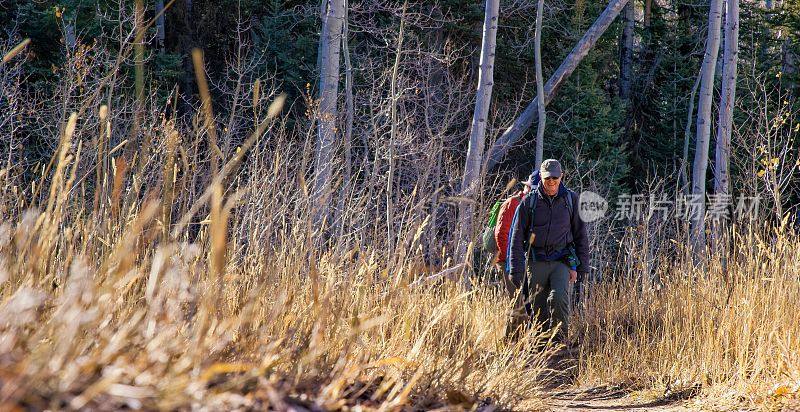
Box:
[1,38,30,65]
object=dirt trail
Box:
[538,352,691,411]
[546,387,690,411]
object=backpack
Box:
[480,199,504,253]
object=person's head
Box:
[539,159,563,196]
[521,170,538,194]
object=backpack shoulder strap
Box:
[527,186,539,237]
[528,185,539,216]
[565,188,575,220]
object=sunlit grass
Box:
[574,225,800,409]
[0,104,551,410]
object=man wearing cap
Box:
[507,159,589,344]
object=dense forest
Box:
[4,0,800,215]
[1,0,800,410]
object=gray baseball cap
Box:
[540,159,562,178]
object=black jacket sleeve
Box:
[507,193,532,285]
[570,190,590,275]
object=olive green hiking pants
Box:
[529,261,571,342]
[505,261,571,342]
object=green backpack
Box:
[481,200,504,253]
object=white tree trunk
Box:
[313,0,345,212]
[714,0,738,203]
[458,0,500,264]
[332,0,354,239]
[64,17,77,50]
[679,73,701,195]
[712,0,738,252]
[342,0,354,190]
[619,1,634,101]
[534,0,546,170]
[690,0,724,259]
[486,0,630,170]
[782,38,797,84]
[155,0,166,52]
[386,3,407,254]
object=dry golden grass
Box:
[3,101,800,410]
[574,225,800,410]
[1,51,798,409]
[4,113,800,409]
[0,106,553,410]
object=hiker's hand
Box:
[569,269,577,283]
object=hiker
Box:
[494,171,538,271]
[494,171,538,335]
[507,159,589,344]
[475,172,538,284]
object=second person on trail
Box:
[507,159,590,344]
[494,171,538,335]
[493,171,538,271]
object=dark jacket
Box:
[507,184,590,280]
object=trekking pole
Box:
[520,232,536,312]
